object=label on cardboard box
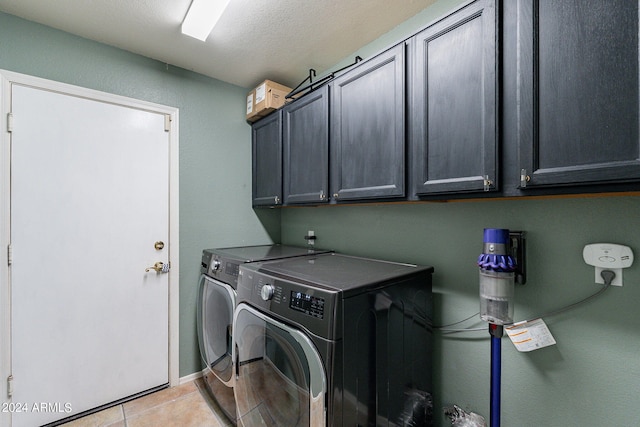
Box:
[246,93,254,115]
[255,83,267,104]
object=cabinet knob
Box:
[274,196,280,204]
[333,193,339,199]
[320,191,326,201]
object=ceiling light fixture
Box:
[181,0,232,41]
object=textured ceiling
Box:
[0,0,436,89]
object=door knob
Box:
[145,262,170,273]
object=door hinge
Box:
[7,244,11,266]
[7,113,13,132]
[7,375,13,398]
[164,115,171,132]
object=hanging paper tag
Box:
[506,318,556,352]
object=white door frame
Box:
[0,70,180,424]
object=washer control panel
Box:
[200,250,242,287]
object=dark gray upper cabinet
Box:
[252,111,282,207]
[410,0,498,196]
[283,85,329,205]
[517,0,640,189]
[330,44,405,201]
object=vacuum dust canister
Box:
[478,228,517,325]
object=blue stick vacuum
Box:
[478,229,517,427]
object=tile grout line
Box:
[124,387,203,422]
[120,403,128,427]
[194,382,217,418]
[193,380,232,426]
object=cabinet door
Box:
[252,112,282,207]
[410,0,498,196]
[518,0,640,188]
[331,44,405,201]
[283,85,329,204]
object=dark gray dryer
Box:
[233,253,434,427]
[197,244,330,425]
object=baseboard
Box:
[179,369,204,385]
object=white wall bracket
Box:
[583,243,634,286]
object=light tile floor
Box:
[60,378,231,427]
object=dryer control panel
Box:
[237,265,339,340]
[289,291,325,319]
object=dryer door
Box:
[233,303,326,427]
[197,275,235,385]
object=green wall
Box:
[281,197,640,426]
[279,0,640,425]
[0,12,281,378]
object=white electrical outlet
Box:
[583,243,634,286]
[307,230,315,246]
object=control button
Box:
[261,284,275,301]
[211,259,221,271]
[598,256,616,263]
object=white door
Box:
[7,81,175,426]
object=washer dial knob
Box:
[260,284,275,301]
[211,259,221,272]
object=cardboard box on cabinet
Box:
[246,80,291,123]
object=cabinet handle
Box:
[320,191,326,201]
[274,196,280,204]
[483,175,493,192]
[520,169,531,188]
